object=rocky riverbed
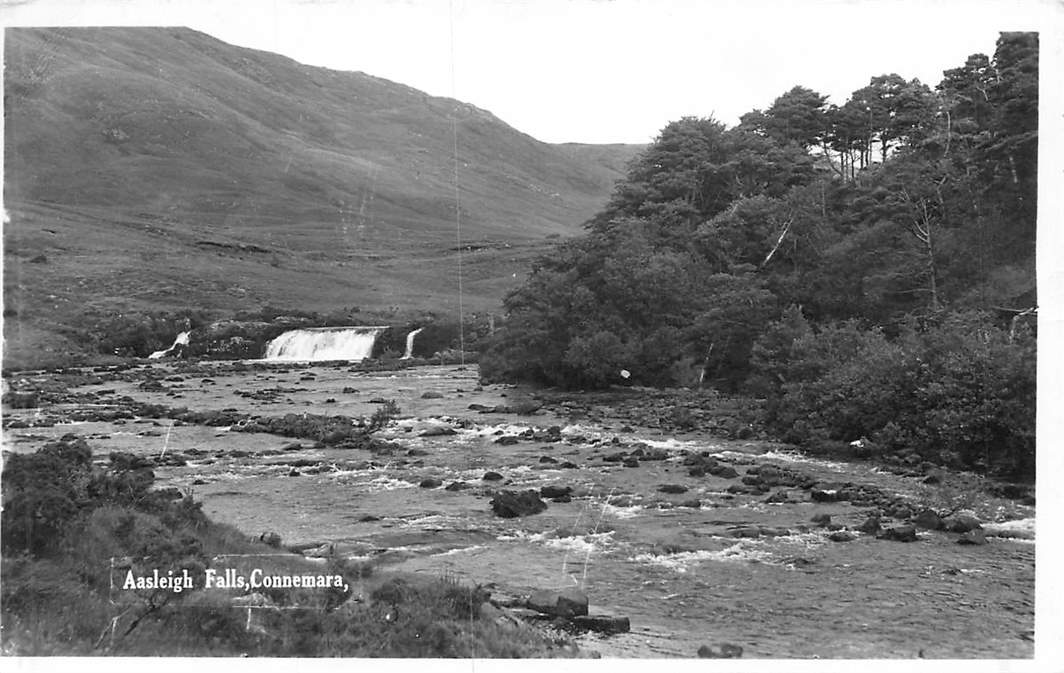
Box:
[1,360,1036,658]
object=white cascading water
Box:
[148,331,191,359]
[401,328,424,360]
[263,326,388,362]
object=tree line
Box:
[480,32,1037,479]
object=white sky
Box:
[1,0,1058,144]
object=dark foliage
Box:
[481,33,1037,477]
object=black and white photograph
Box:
[1,0,1060,666]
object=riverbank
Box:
[1,360,1036,657]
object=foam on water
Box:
[630,542,774,571]
[760,449,847,470]
[984,517,1035,540]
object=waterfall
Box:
[401,328,424,360]
[148,331,191,359]
[263,326,388,362]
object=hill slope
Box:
[2,27,643,367]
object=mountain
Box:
[2,27,643,367]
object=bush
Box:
[750,310,1035,478]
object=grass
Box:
[0,436,578,657]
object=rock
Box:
[944,515,982,533]
[922,471,943,485]
[551,494,572,503]
[913,508,945,530]
[419,426,456,437]
[570,615,630,635]
[420,391,444,399]
[828,531,855,542]
[491,490,548,518]
[679,499,702,509]
[726,483,760,495]
[419,477,443,488]
[527,588,588,618]
[810,488,839,502]
[764,490,790,504]
[259,532,282,548]
[698,643,744,658]
[602,452,626,463]
[657,484,688,494]
[811,513,832,526]
[359,515,380,522]
[856,515,882,534]
[445,481,469,491]
[540,485,572,499]
[622,458,640,468]
[495,436,521,445]
[891,505,914,520]
[877,525,918,542]
[708,465,739,479]
[957,529,987,545]
[728,526,761,538]
[482,471,505,481]
[539,456,559,464]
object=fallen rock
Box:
[828,530,855,542]
[570,615,630,635]
[491,490,548,518]
[527,588,588,618]
[482,471,505,481]
[419,477,443,488]
[679,499,702,509]
[420,391,444,399]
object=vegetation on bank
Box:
[0,436,575,657]
[480,33,1037,480]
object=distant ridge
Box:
[2,27,644,366]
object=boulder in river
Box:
[811,513,832,526]
[540,485,572,499]
[913,508,945,530]
[698,643,744,658]
[944,515,982,533]
[957,529,988,545]
[490,490,548,518]
[877,524,919,542]
[657,484,688,494]
[526,588,588,618]
[856,515,882,535]
[419,477,443,488]
[482,471,504,481]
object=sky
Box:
[1,0,1058,144]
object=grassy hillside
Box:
[2,27,643,368]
